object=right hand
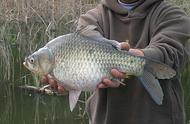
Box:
[41,75,65,94]
[97,42,129,89]
[97,41,144,89]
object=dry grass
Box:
[0,39,14,80]
[0,0,99,81]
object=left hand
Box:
[41,75,65,94]
[97,42,144,88]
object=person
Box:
[42,0,190,124]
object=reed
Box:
[0,37,14,81]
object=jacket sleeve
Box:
[77,5,104,36]
[77,5,122,49]
[141,3,190,70]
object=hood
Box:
[101,0,163,15]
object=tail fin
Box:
[144,58,176,79]
[139,58,176,105]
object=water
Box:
[0,81,88,124]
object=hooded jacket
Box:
[77,0,190,124]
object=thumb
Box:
[120,40,130,51]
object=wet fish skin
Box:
[23,33,176,111]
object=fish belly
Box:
[53,59,108,91]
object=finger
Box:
[120,41,130,50]
[111,69,126,79]
[102,78,120,88]
[49,78,58,90]
[40,75,49,84]
[58,85,65,94]
[97,83,108,88]
[129,48,144,56]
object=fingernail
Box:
[121,41,130,50]
[103,78,109,83]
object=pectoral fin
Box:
[69,90,81,111]
[139,70,164,105]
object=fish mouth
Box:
[23,58,32,71]
[23,57,28,67]
[23,61,30,70]
[23,61,36,73]
[23,58,39,74]
[23,61,27,67]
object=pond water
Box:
[0,81,88,124]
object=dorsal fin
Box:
[76,25,122,50]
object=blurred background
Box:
[0,0,189,124]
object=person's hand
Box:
[97,42,144,89]
[41,75,65,94]
[129,48,144,57]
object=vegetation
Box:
[0,0,189,124]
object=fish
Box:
[23,26,176,111]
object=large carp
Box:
[23,28,176,111]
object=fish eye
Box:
[30,57,34,63]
